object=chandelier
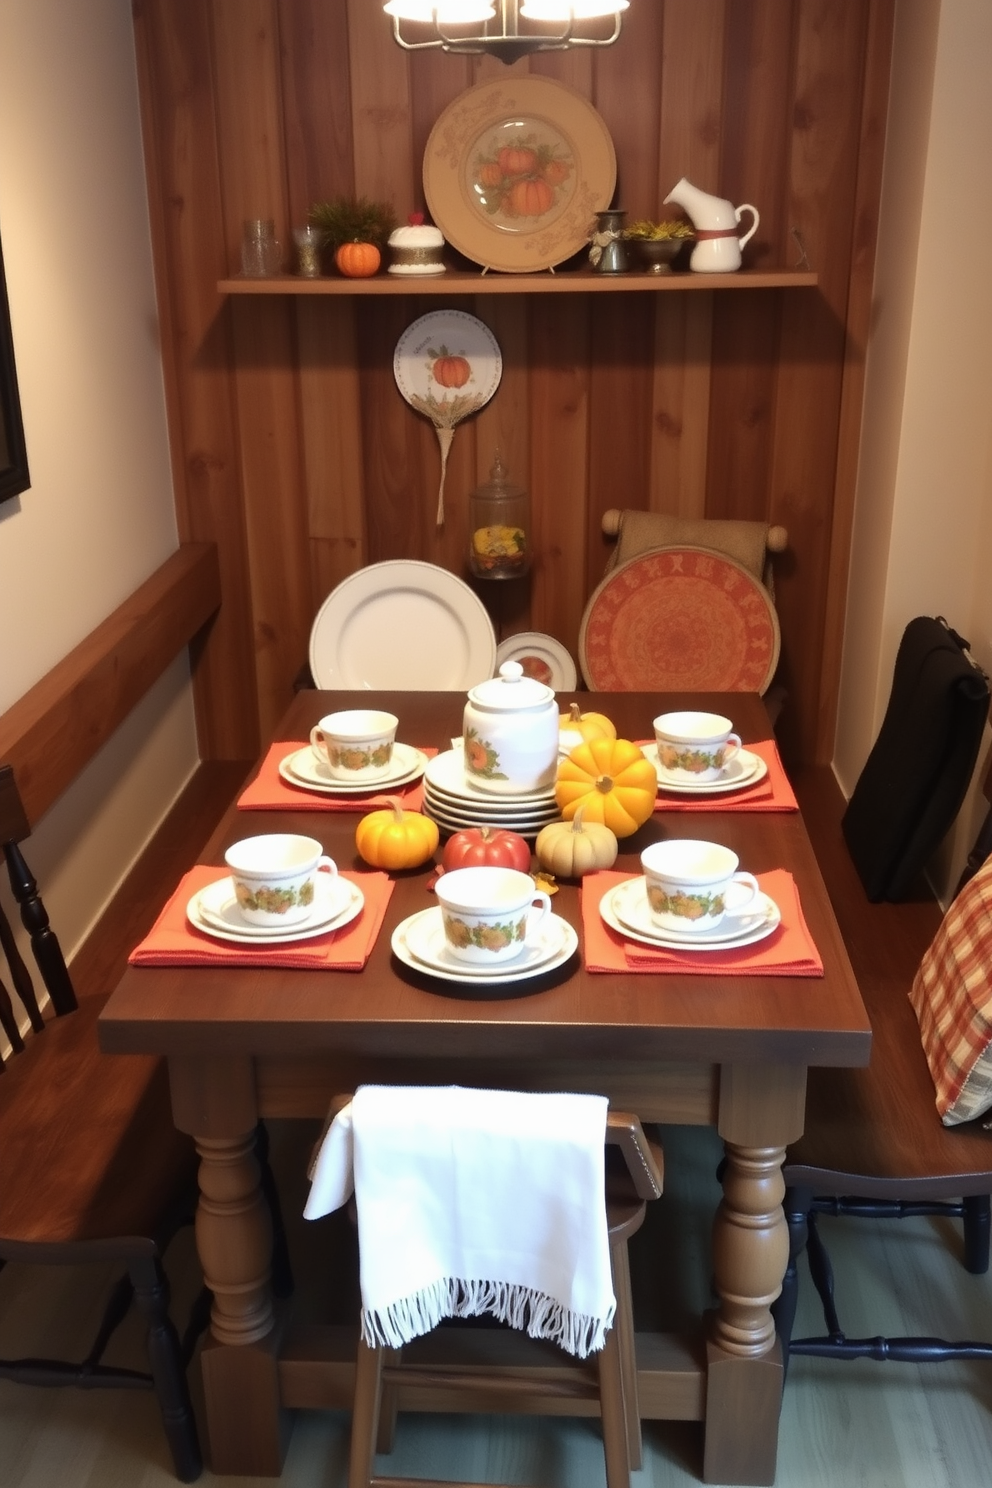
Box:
[384,1,629,64]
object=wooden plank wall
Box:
[132,0,893,766]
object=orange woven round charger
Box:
[578,546,780,693]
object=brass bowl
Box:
[632,236,693,274]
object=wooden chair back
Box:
[0,764,76,1066]
[338,1094,663,1488]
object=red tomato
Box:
[441,826,531,874]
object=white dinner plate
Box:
[494,633,577,691]
[392,906,577,985]
[279,743,428,795]
[640,744,768,794]
[423,795,560,829]
[423,803,558,840]
[188,875,364,945]
[425,749,557,808]
[309,560,497,691]
[600,878,781,952]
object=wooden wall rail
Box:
[134,0,895,767]
[0,544,221,828]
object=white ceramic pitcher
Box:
[664,177,759,273]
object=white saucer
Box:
[600,878,781,952]
[425,749,557,808]
[392,906,577,984]
[640,744,768,795]
[188,875,364,944]
[279,743,428,795]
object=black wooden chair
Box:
[0,764,209,1480]
[773,764,992,1372]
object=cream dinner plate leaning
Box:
[640,744,768,794]
[188,875,364,945]
[600,878,781,952]
[392,906,578,984]
[309,560,497,690]
[279,743,429,795]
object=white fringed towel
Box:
[304,1085,615,1358]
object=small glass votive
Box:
[241,218,281,277]
[293,225,323,279]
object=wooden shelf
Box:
[218,267,818,296]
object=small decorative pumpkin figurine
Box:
[535,807,618,879]
[558,702,617,751]
[441,825,532,874]
[355,799,439,870]
[555,737,658,838]
[335,240,381,279]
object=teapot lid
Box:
[468,660,555,710]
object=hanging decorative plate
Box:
[579,546,781,694]
[423,76,616,275]
[394,310,502,526]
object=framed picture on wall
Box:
[0,227,29,505]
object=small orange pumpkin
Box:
[335,240,380,278]
[508,177,555,218]
[542,158,570,187]
[478,161,503,188]
[555,737,658,838]
[433,354,471,389]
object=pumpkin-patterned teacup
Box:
[310,709,398,783]
[434,866,551,967]
[225,834,337,928]
[640,839,759,936]
[653,711,742,782]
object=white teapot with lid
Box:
[463,661,558,797]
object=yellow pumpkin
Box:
[335,240,381,278]
[355,799,438,870]
[535,807,618,879]
[557,702,617,745]
[555,737,658,838]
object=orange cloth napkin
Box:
[650,739,798,813]
[128,864,394,970]
[237,742,435,813]
[581,868,823,977]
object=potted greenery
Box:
[309,196,396,278]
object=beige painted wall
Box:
[835,0,992,902]
[0,0,198,960]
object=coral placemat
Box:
[128,865,393,971]
[237,742,435,813]
[581,868,822,977]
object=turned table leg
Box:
[703,1063,807,1486]
[168,1056,288,1476]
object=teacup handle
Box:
[725,871,760,916]
[723,732,743,766]
[528,890,552,933]
[316,856,338,878]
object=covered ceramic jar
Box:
[463,661,558,796]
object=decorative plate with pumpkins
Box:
[393,311,503,525]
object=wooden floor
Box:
[2,1119,992,1488]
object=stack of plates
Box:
[423,749,560,839]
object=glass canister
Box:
[468,454,531,580]
[241,218,282,277]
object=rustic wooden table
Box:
[99,690,870,1485]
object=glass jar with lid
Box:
[467,453,531,580]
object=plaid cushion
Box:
[909,857,992,1125]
